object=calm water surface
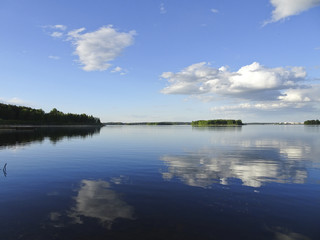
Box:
[0,125,319,240]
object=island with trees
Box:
[191,119,243,127]
[0,103,101,125]
[304,119,320,125]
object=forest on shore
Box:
[304,119,320,125]
[0,103,101,125]
[191,119,243,126]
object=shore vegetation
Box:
[304,119,320,125]
[191,119,243,126]
[0,103,101,125]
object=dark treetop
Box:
[304,119,320,125]
[0,103,101,125]
[191,119,243,126]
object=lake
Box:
[0,125,319,240]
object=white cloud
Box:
[111,66,128,75]
[210,8,219,13]
[48,55,60,60]
[279,86,320,102]
[279,90,310,102]
[211,101,308,112]
[43,24,67,31]
[160,3,166,14]
[43,24,67,39]
[265,0,320,24]
[67,26,136,71]
[67,27,85,38]
[210,86,320,112]
[53,24,67,31]
[210,86,320,113]
[161,62,320,115]
[0,97,27,106]
[50,31,63,38]
[111,66,122,73]
[161,62,306,100]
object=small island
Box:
[304,119,320,125]
[191,119,243,126]
[0,103,101,126]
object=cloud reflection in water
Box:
[161,139,312,188]
[50,179,134,228]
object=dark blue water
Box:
[0,125,319,239]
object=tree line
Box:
[304,119,320,125]
[0,103,101,125]
[192,119,243,126]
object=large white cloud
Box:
[161,62,320,115]
[161,62,306,100]
[67,26,136,71]
[279,86,320,102]
[266,0,320,24]
[209,85,320,113]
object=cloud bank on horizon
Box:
[161,62,320,113]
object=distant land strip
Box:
[103,122,191,125]
[304,119,320,125]
[191,119,243,126]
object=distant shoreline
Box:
[103,122,191,126]
[103,122,306,126]
[0,122,310,130]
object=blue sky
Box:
[0,0,319,122]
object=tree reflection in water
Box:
[0,126,102,149]
[1,162,7,177]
